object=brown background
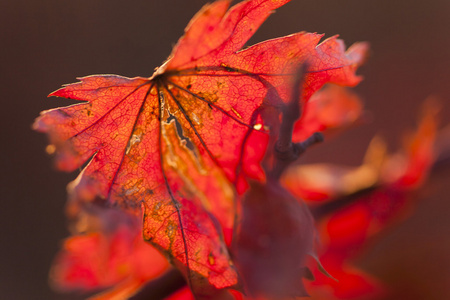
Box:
[1,0,449,299]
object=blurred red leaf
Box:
[385,99,439,188]
[50,208,169,300]
[293,84,364,142]
[282,99,440,299]
[34,0,367,295]
[283,98,439,203]
[281,136,384,202]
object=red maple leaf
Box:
[34,0,367,295]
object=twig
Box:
[310,185,380,219]
[311,140,450,220]
[270,64,323,179]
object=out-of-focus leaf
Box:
[50,208,168,299]
[293,84,364,142]
[233,180,315,298]
[282,100,440,299]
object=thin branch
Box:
[269,64,323,180]
[310,185,380,219]
[275,65,305,154]
[311,143,450,219]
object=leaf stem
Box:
[269,64,323,180]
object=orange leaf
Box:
[34,0,367,293]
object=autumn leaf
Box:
[384,99,439,188]
[283,99,439,203]
[281,99,440,299]
[293,84,364,142]
[49,205,169,300]
[34,0,367,294]
[281,136,384,202]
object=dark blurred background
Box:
[1,0,449,299]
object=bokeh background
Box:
[1,0,449,299]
